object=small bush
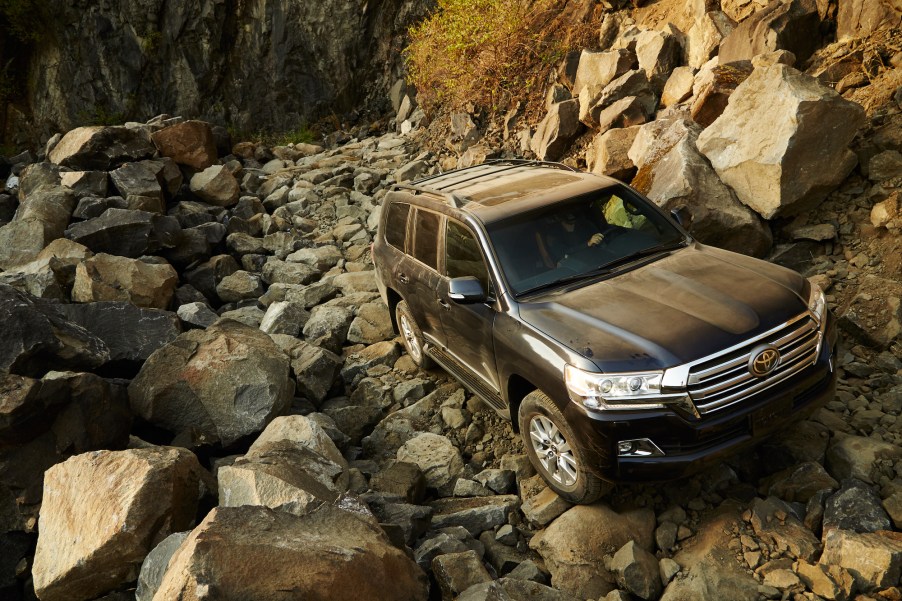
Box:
[405,0,599,116]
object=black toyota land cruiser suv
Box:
[372,160,836,504]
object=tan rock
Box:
[820,529,902,591]
[152,504,428,601]
[189,165,240,207]
[32,447,209,601]
[150,120,218,170]
[48,126,105,166]
[72,253,178,309]
[249,414,347,469]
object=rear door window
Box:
[384,202,411,250]
[412,208,441,270]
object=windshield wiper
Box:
[593,239,688,273]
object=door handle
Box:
[399,273,410,284]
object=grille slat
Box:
[687,314,820,414]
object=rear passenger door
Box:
[399,207,446,349]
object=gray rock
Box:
[55,301,181,366]
[433,550,492,600]
[414,532,471,571]
[480,530,530,575]
[65,209,181,258]
[259,300,309,337]
[521,487,572,527]
[72,253,179,309]
[397,433,464,491]
[128,319,294,446]
[109,162,164,212]
[429,495,521,537]
[635,27,683,87]
[135,532,190,601]
[457,577,580,601]
[764,461,838,503]
[823,479,892,535]
[340,341,401,385]
[572,49,636,99]
[837,275,902,349]
[216,270,264,304]
[474,469,516,495]
[719,0,821,65]
[0,284,110,376]
[611,540,661,601]
[656,521,679,552]
[825,434,902,484]
[696,64,865,219]
[587,126,639,181]
[370,461,426,504]
[177,302,219,329]
[48,126,156,171]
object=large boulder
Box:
[150,120,219,170]
[631,117,772,256]
[718,0,821,65]
[55,301,181,367]
[64,209,182,258]
[696,64,865,219]
[572,49,636,99]
[0,238,92,300]
[0,284,109,377]
[32,447,210,601]
[0,185,76,269]
[72,253,179,309]
[529,504,655,599]
[128,319,294,447]
[109,162,165,213]
[820,529,902,592]
[189,165,240,207]
[48,125,156,171]
[531,100,583,162]
[837,0,902,41]
[152,504,429,600]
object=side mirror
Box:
[448,276,486,303]
[670,206,693,230]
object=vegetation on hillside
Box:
[405,0,600,117]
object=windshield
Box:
[487,185,687,296]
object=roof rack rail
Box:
[482,158,578,172]
[393,183,466,208]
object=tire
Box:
[395,300,434,369]
[518,389,610,504]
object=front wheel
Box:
[519,390,610,504]
[395,300,434,369]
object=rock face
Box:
[128,319,294,446]
[718,0,821,65]
[32,447,209,601]
[14,1,432,141]
[153,504,429,600]
[696,64,865,219]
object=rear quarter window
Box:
[384,202,411,250]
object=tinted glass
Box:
[487,185,687,296]
[384,202,410,250]
[446,220,489,291]
[412,208,441,270]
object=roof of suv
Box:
[393,161,620,224]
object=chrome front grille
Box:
[687,313,820,414]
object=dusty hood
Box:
[518,244,808,371]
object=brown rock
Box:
[153,504,428,601]
[32,447,210,601]
[72,253,178,309]
[690,63,754,127]
[820,529,902,591]
[150,120,219,170]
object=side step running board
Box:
[426,346,507,412]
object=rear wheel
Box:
[518,390,610,504]
[395,300,434,369]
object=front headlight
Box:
[808,283,826,324]
[564,364,666,410]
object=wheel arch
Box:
[507,374,539,433]
[386,287,402,334]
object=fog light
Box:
[617,438,665,457]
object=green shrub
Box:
[405,0,598,116]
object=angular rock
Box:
[429,495,521,536]
[0,284,109,376]
[823,479,893,535]
[218,441,347,516]
[690,62,754,127]
[480,530,530,575]
[796,559,854,601]
[0,185,76,269]
[820,529,902,591]
[697,64,865,219]
[765,461,838,503]
[128,319,294,446]
[688,11,734,69]
[259,300,309,337]
[176,301,218,329]
[661,67,696,107]
[572,49,636,99]
[397,433,464,490]
[587,126,639,182]
[826,434,902,483]
[340,340,401,385]
[65,209,181,258]
[347,301,394,344]
[531,100,583,162]
[433,550,493,600]
[55,301,180,366]
[458,578,579,601]
[249,414,347,469]
[109,162,164,213]
[72,253,178,309]
[153,504,428,600]
[521,488,572,528]
[530,504,655,599]
[635,27,683,87]
[837,0,901,41]
[189,165,240,207]
[611,540,661,600]
[150,120,218,170]
[749,496,821,561]
[719,0,821,65]
[48,126,156,171]
[32,446,209,601]
[837,275,902,349]
[632,117,772,256]
[135,531,190,601]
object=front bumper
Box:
[565,315,838,483]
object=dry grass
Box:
[405,0,601,118]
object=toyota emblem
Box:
[749,345,780,377]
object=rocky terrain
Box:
[2,0,902,600]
